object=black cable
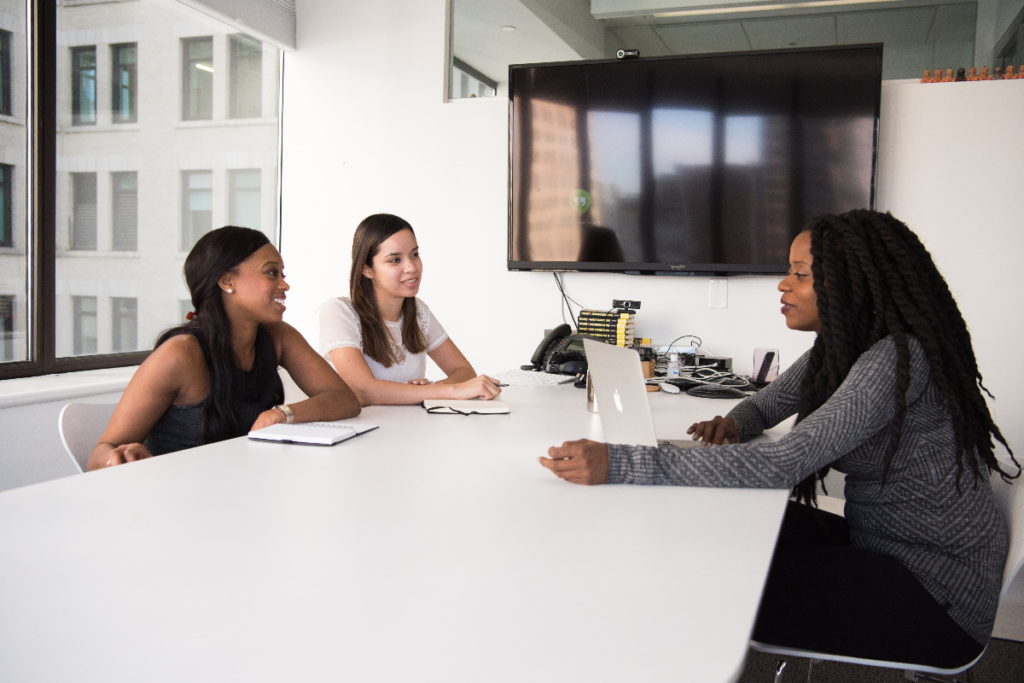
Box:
[552,272,580,329]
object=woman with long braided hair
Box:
[540,209,1018,667]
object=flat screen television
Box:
[508,44,882,275]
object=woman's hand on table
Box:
[99,442,153,468]
[687,416,739,445]
[447,375,503,400]
[540,439,609,485]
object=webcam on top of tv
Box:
[616,48,639,60]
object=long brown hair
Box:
[349,213,427,367]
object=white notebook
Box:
[422,399,510,415]
[248,421,378,446]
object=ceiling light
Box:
[501,25,518,32]
[653,0,905,18]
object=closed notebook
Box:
[422,399,510,415]
[248,421,378,445]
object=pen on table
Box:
[496,383,509,387]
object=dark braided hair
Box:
[156,226,284,444]
[792,209,1018,505]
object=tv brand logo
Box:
[570,189,591,215]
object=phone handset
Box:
[526,323,572,370]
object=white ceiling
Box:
[452,0,978,83]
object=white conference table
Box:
[0,384,790,682]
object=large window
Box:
[229,34,261,118]
[1,1,283,379]
[71,172,97,250]
[182,37,213,121]
[71,45,96,125]
[111,42,137,124]
[111,171,137,251]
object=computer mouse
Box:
[659,382,681,394]
[686,384,749,399]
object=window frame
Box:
[3,2,149,379]
[0,29,11,117]
[2,3,284,381]
[111,42,137,124]
[0,163,11,248]
[70,44,96,125]
[181,36,213,121]
[110,170,138,251]
[229,33,262,119]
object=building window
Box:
[181,170,212,251]
[71,45,96,125]
[0,164,11,247]
[5,1,283,379]
[229,34,261,118]
[72,295,98,355]
[111,296,137,352]
[71,172,97,250]
[0,30,11,117]
[111,42,137,123]
[229,169,261,230]
[182,37,213,120]
[0,295,13,361]
[111,171,138,251]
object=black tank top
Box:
[145,329,280,455]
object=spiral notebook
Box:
[248,421,378,446]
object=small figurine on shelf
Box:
[955,67,967,81]
[967,66,978,81]
[942,68,955,82]
[994,66,1003,79]
[920,68,931,83]
[1005,65,1018,79]
[979,65,991,80]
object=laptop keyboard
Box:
[495,368,578,386]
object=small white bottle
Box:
[667,352,681,378]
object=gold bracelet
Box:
[274,404,295,424]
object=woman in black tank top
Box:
[88,226,360,469]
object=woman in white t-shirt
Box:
[318,213,501,405]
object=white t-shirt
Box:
[318,297,449,383]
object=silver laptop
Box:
[583,338,697,448]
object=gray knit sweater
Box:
[607,337,1007,644]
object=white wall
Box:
[282,0,812,384]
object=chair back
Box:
[992,463,1024,594]
[58,402,117,473]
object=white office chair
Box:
[58,402,117,473]
[752,466,1024,682]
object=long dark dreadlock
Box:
[792,209,1018,505]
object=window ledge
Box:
[0,366,136,409]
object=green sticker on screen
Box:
[570,189,591,215]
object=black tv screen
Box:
[508,45,882,275]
